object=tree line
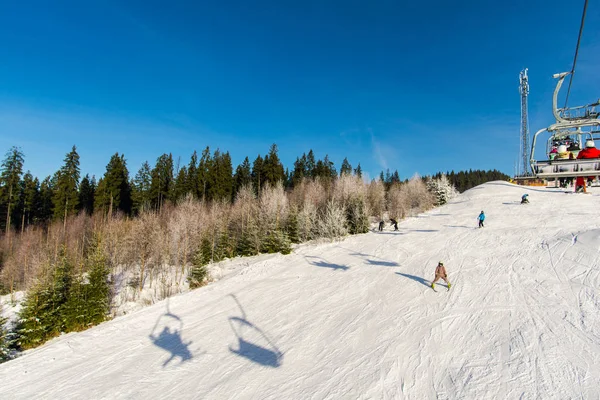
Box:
[0,144,365,233]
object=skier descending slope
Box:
[431,261,451,291]
[521,194,529,204]
[478,211,485,228]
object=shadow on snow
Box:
[228,294,284,368]
[305,256,350,271]
[395,272,431,288]
[149,299,194,368]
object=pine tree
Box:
[237,216,261,256]
[345,198,370,234]
[263,144,286,186]
[261,229,291,255]
[0,305,13,362]
[96,153,132,215]
[78,174,96,215]
[17,252,74,349]
[252,155,264,195]
[0,146,25,233]
[340,158,352,176]
[53,146,80,221]
[63,236,110,331]
[22,173,40,226]
[132,161,152,213]
[187,247,209,289]
[354,163,363,178]
[173,166,188,201]
[197,147,212,200]
[149,153,174,210]
[207,150,233,201]
[427,174,458,206]
[39,176,54,223]
[186,151,199,197]
[305,150,316,178]
[290,154,307,187]
[286,206,300,243]
[234,157,252,196]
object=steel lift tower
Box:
[519,69,530,176]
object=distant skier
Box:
[390,218,398,231]
[478,211,485,228]
[378,220,385,231]
[521,194,529,204]
[431,261,450,290]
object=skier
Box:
[378,220,384,231]
[478,211,485,228]
[390,218,399,231]
[431,261,451,290]
[521,194,529,204]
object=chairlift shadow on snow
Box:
[343,248,399,267]
[228,294,283,368]
[305,256,350,271]
[149,298,194,368]
[366,259,400,267]
[395,272,431,288]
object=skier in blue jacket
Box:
[478,211,485,228]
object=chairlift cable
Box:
[563,0,589,109]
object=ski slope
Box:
[2,181,600,399]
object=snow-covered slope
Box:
[2,181,600,399]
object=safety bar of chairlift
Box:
[532,158,600,178]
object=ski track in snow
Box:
[2,181,600,399]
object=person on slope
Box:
[575,139,600,192]
[390,218,399,231]
[478,211,485,228]
[521,194,529,204]
[431,261,451,290]
[378,220,385,231]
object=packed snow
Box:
[2,181,600,399]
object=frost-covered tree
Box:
[427,173,458,206]
[318,200,348,239]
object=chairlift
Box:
[530,72,600,179]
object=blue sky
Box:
[1,0,599,181]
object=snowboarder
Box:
[431,261,450,290]
[378,220,384,231]
[478,211,485,228]
[390,218,398,231]
[521,194,529,204]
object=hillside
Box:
[1,181,600,399]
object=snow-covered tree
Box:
[427,173,459,206]
[318,200,348,239]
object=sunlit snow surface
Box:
[2,181,600,399]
